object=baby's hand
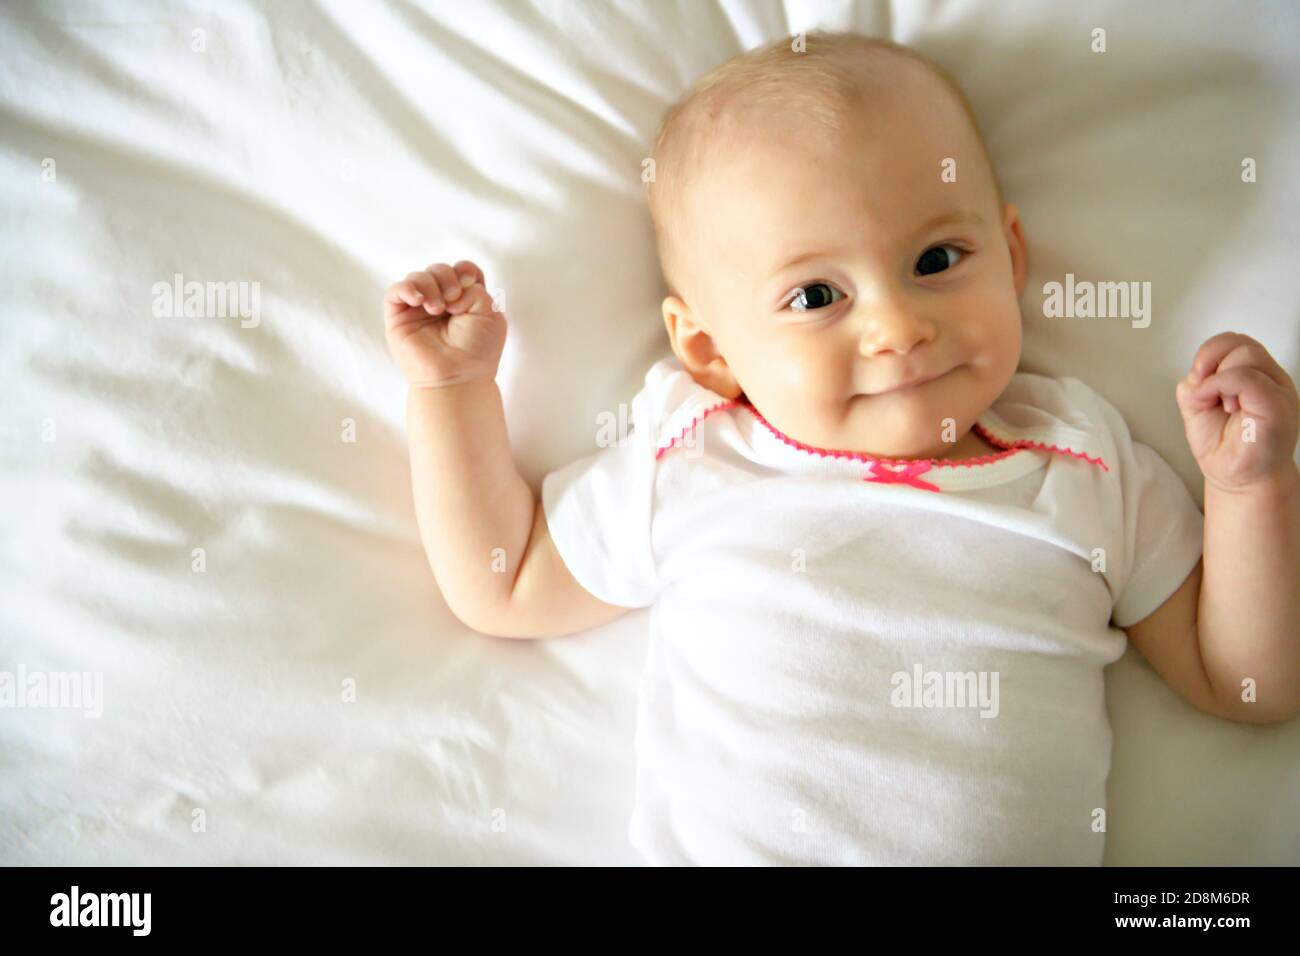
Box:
[383,260,506,389]
[1176,332,1299,492]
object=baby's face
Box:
[664,70,1028,460]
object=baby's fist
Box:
[383,260,507,389]
[1175,332,1299,492]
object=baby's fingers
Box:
[1184,366,1285,419]
[385,278,429,318]
[1186,332,1293,392]
[1187,332,1250,384]
[453,260,486,289]
[425,263,469,308]
[445,282,499,316]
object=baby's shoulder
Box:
[993,370,1133,444]
[634,357,737,457]
[980,370,1142,480]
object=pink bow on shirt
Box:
[862,460,940,492]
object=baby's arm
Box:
[385,260,630,639]
[1129,334,1299,723]
[1178,334,1300,721]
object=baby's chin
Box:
[839,388,985,459]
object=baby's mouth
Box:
[864,366,953,397]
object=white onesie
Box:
[541,356,1205,865]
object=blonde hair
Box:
[645,30,1002,299]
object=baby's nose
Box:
[857,306,936,357]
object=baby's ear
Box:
[661,296,743,399]
[660,294,687,343]
[1002,202,1029,297]
[690,361,744,399]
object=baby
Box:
[383,31,1300,865]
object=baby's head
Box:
[646,31,1028,460]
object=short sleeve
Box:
[1084,389,1205,629]
[540,369,668,609]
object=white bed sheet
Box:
[1,0,1296,865]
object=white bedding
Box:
[1,0,1296,865]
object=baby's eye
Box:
[915,244,965,276]
[787,282,845,312]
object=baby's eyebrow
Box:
[912,210,984,237]
[769,247,847,278]
[765,210,986,282]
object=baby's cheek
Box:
[963,284,1022,348]
[786,345,854,398]
[739,344,839,418]
[743,339,808,389]
[991,296,1025,360]
[968,301,1023,397]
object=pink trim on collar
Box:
[972,422,1110,473]
[743,403,1024,470]
[654,399,742,461]
[653,397,1110,478]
